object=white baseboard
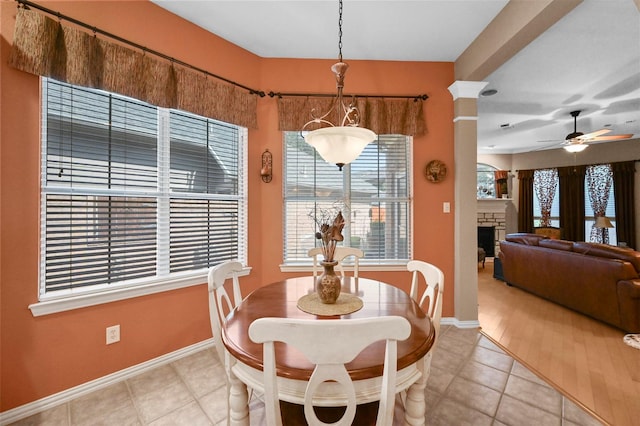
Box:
[0,338,215,426]
[441,317,481,329]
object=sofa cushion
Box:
[573,242,640,274]
[539,239,574,251]
[505,233,547,246]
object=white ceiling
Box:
[153,0,640,154]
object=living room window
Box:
[282,132,411,264]
[477,163,497,198]
[40,79,247,301]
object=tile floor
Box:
[9,325,604,426]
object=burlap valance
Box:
[8,7,258,129]
[277,96,426,137]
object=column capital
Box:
[448,81,489,100]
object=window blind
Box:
[283,132,411,263]
[41,79,246,295]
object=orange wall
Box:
[0,0,454,410]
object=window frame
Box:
[477,163,497,199]
[280,132,413,272]
[31,79,249,316]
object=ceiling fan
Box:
[561,110,633,152]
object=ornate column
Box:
[448,81,487,327]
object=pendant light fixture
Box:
[302,0,377,171]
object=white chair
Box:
[249,316,411,426]
[406,260,444,385]
[308,246,364,278]
[407,260,444,329]
[207,261,245,422]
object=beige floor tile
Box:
[426,396,494,426]
[471,345,514,372]
[477,335,504,353]
[442,326,482,346]
[127,365,183,397]
[457,359,509,392]
[425,365,455,394]
[444,376,502,417]
[172,348,226,398]
[436,332,476,358]
[8,404,69,426]
[71,405,141,426]
[147,401,213,426]
[504,375,562,416]
[69,382,136,425]
[511,361,552,388]
[198,383,230,424]
[431,348,467,374]
[495,395,561,426]
[132,381,195,424]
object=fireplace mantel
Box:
[478,198,511,213]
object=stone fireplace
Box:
[477,199,509,257]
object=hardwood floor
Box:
[477,261,640,426]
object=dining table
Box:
[221,276,435,426]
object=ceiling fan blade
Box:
[576,128,610,140]
[588,134,634,141]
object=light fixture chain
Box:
[338,0,343,61]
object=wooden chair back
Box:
[249,316,411,426]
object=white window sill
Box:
[280,263,409,273]
[29,267,252,317]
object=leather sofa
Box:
[499,233,640,333]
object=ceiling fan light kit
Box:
[560,110,633,153]
[564,143,588,153]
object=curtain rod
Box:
[514,159,640,172]
[268,91,428,101]
[15,0,266,97]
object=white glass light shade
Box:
[563,143,588,153]
[305,126,377,167]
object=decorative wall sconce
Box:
[261,149,272,183]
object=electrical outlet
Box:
[106,325,120,344]
[443,202,451,213]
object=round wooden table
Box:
[222,276,435,426]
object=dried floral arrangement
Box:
[309,208,345,263]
